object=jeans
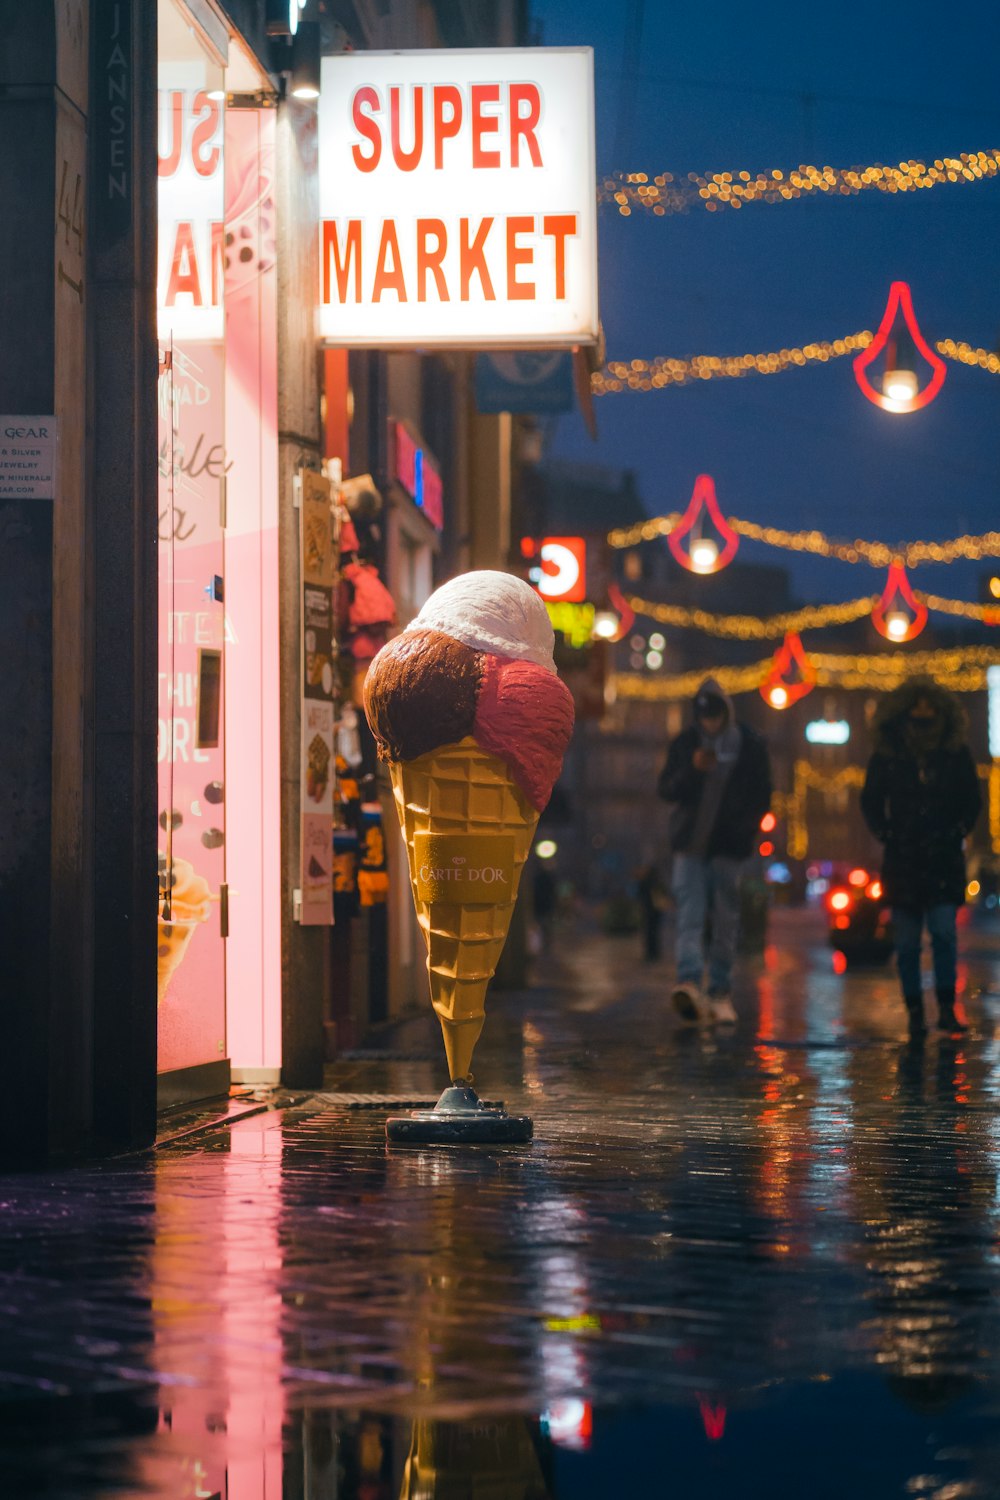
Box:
[892,904,958,998]
[672,853,744,995]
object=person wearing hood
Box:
[860,675,982,1038]
[657,678,773,1025]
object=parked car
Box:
[826,866,894,965]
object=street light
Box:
[592,609,619,640]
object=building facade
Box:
[0,0,532,1163]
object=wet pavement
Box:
[4,905,1000,1498]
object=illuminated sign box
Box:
[318,48,598,348]
[157,67,224,342]
[805,719,850,745]
[523,536,587,603]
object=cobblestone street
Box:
[4,907,1000,1498]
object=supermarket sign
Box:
[318,48,598,348]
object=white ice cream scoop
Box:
[410,570,557,673]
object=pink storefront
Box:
[156,0,282,1103]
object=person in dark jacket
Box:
[860,676,982,1038]
[657,677,772,1025]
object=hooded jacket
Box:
[860,676,981,911]
[657,678,773,860]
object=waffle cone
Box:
[390,738,539,1081]
[156,916,200,1006]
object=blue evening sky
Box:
[531,0,1000,603]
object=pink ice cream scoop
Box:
[364,570,574,810]
[473,653,574,811]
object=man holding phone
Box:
[657,678,772,1026]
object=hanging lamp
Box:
[853,282,946,414]
[760,632,816,709]
[668,474,739,574]
[871,561,927,641]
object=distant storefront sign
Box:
[318,48,598,348]
[393,421,444,531]
[523,535,587,603]
[474,351,574,414]
[805,719,850,745]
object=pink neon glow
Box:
[668,474,739,573]
[853,281,947,413]
[871,561,927,642]
[224,109,282,1077]
[760,631,816,708]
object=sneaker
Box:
[709,995,738,1026]
[672,983,707,1024]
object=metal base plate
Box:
[385,1083,533,1145]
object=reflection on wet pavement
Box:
[3,909,1000,1496]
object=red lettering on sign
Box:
[166,222,202,306]
[509,83,542,168]
[506,216,535,300]
[158,92,183,176]
[322,220,362,304]
[372,221,406,302]
[470,83,501,168]
[416,219,449,301]
[432,85,462,169]
[390,85,423,172]
[542,214,576,299]
[191,92,221,177]
[459,217,495,301]
[351,87,381,173]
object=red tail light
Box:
[828,889,851,912]
[866,880,883,901]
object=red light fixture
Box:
[592,582,637,644]
[872,561,927,642]
[760,811,777,833]
[759,840,775,857]
[848,867,869,887]
[761,632,816,709]
[829,889,851,912]
[668,474,739,574]
[853,281,946,414]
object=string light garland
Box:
[624,590,999,639]
[614,644,997,701]
[624,592,878,638]
[599,150,1000,216]
[938,339,1000,375]
[592,332,1000,399]
[609,513,1000,568]
[594,333,872,395]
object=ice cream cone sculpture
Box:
[365,572,574,1084]
[157,853,213,1005]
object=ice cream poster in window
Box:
[364,571,575,1142]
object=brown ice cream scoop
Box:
[364,628,483,763]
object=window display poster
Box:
[300,469,336,925]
